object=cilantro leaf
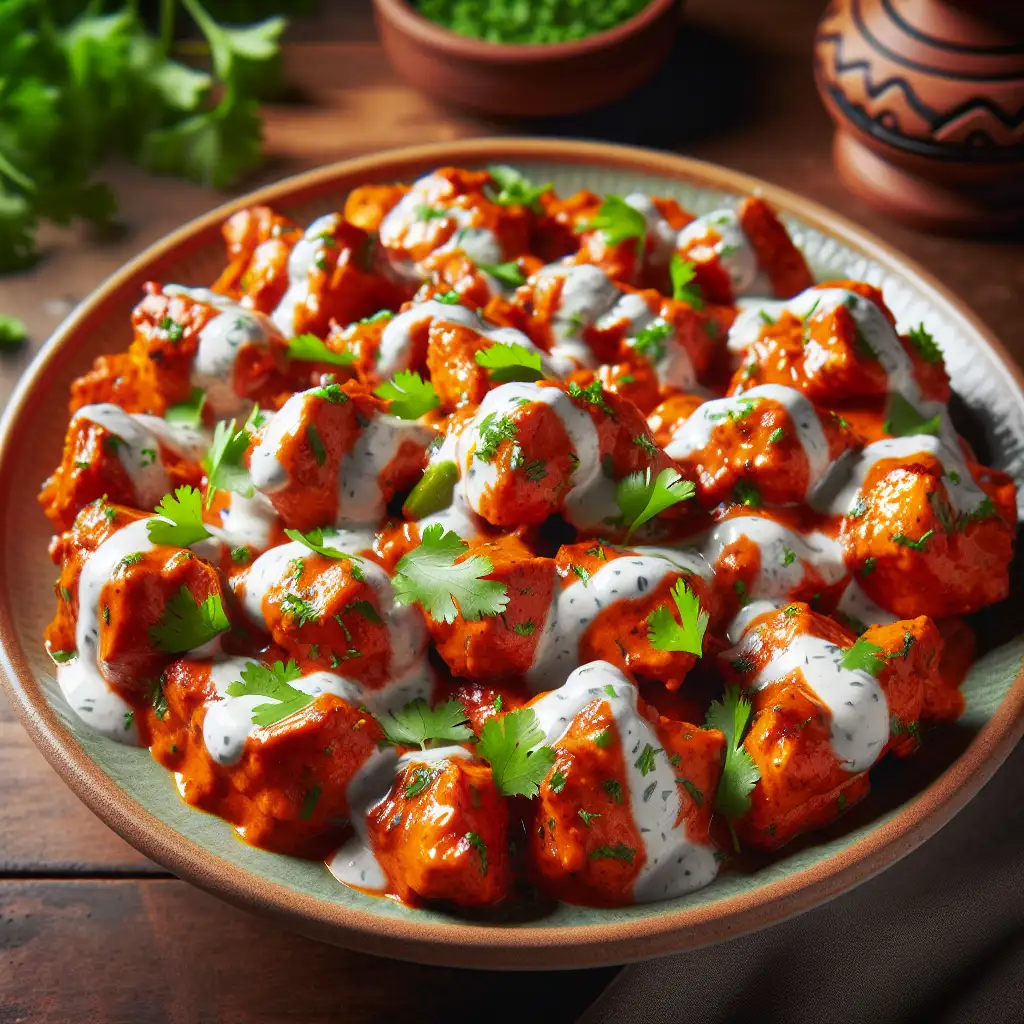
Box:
[165,387,207,427]
[205,417,254,507]
[616,467,696,541]
[148,586,230,653]
[284,527,362,566]
[670,255,704,309]
[225,659,314,727]
[647,578,709,655]
[147,486,212,547]
[476,707,556,798]
[484,165,551,213]
[393,523,509,624]
[907,323,943,365]
[577,195,646,250]
[286,333,355,366]
[374,370,440,420]
[884,393,941,438]
[841,637,886,677]
[477,260,526,288]
[474,342,544,383]
[377,697,473,749]
[705,685,760,849]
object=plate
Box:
[3,138,1023,969]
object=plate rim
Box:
[3,136,1023,969]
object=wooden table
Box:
[1,1,1021,1019]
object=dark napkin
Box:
[582,739,1024,1024]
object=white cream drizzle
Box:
[163,284,280,420]
[700,515,845,601]
[270,213,342,336]
[530,661,718,901]
[811,435,987,519]
[728,628,889,772]
[55,518,156,745]
[527,549,708,693]
[665,384,831,500]
[676,208,769,297]
[327,744,474,893]
[73,404,172,510]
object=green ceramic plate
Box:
[2,139,1022,968]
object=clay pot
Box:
[372,0,682,118]
[813,0,1024,234]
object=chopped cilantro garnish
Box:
[632,434,659,456]
[841,637,886,676]
[634,743,662,776]
[306,423,327,466]
[732,479,761,508]
[632,319,673,363]
[404,765,441,798]
[589,843,636,864]
[465,831,488,875]
[278,592,319,627]
[567,379,615,417]
[907,323,942,364]
[474,412,518,462]
[892,530,935,551]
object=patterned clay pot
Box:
[813,0,1024,233]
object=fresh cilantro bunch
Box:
[0,0,286,273]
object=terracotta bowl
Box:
[813,0,1024,233]
[372,0,682,117]
[3,139,1024,969]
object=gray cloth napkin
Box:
[582,738,1024,1024]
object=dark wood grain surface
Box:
[1,0,1021,1020]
